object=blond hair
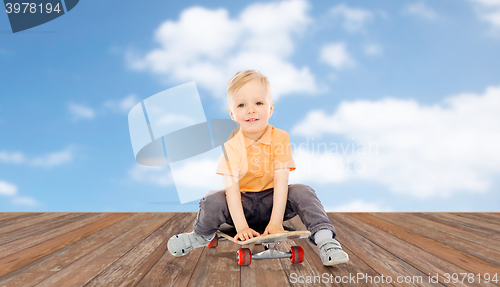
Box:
[227,70,272,104]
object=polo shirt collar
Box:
[243,124,273,147]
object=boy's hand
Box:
[262,222,285,235]
[234,227,260,243]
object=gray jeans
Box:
[193,183,336,245]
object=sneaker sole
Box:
[323,257,349,266]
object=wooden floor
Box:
[0,213,499,287]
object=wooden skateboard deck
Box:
[215,224,311,245]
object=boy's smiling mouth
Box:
[246,118,259,122]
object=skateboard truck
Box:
[235,243,304,266]
[253,243,293,260]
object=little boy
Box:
[167,70,349,266]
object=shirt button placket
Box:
[254,158,263,177]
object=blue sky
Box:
[1,0,499,212]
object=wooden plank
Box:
[287,215,385,287]
[34,213,176,287]
[84,213,195,287]
[0,213,44,227]
[137,213,205,287]
[3,212,495,287]
[458,212,500,222]
[0,213,107,258]
[0,213,72,238]
[350,213,500,275]
[240,243,291,287]
[379,213,500,253]
[0,213,85,245]
[279,237,339,287]
[335,213,493,287]
[327,214,437,287]
[186,236,240,287]
[0,213,131,278]
[0,213,30,222]
[0,213,152,287]
[290,216,392,286]
[373,213,500,265]
[414,213,500,241]
[281,217,346,287]
[449,213,500,232]
[170,245,205,287]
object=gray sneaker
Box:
[167,232,214,257]
[317,238,349,266]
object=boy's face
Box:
[228,79,274,140]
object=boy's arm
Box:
[263,168,289,234]
[224,175,260,242]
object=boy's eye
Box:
[237,103,245,108]
[256,102,263,105]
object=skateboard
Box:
[206,224,311,266]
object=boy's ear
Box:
[228,109,235,121]
[269,103,274,117]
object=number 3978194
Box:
[5,3,61,14]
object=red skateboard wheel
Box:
[236,248,252,266]
[207,234,218,248]
[290,246,304,263]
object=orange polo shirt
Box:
[216,124,296,193]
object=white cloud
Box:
[129,159,223,189]
[0,147,74,168]
[0,180,17,196]
[364,44,383,56]
[30,147,74,168]
[68,103,95,120]
[127,0,319,100]
[0,151,25,164]
[325,200,391,212]
[0,181,39,207]
[289,147,351,184]
[69,94,140,120]
[103,94,140,113]
[403,2,438,20]
[330,4,374,32]
[168,158,222,189]
[11,196,38,207]
[320,42,355,69]
[292,85,500,199]
[129,165,173,187]
[469,0,500,30]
